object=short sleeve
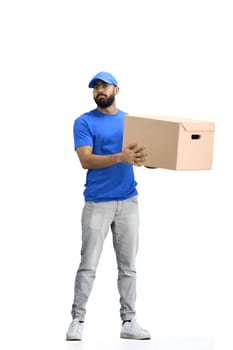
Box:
[73,117,93,149]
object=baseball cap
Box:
[88,71,118,88]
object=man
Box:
[66,71,151,341]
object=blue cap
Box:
[88,71,118,88]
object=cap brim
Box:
[88,78,117,88]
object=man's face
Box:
[92,80,117,108]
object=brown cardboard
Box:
[122,114,215,170]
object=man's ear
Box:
[115,86,120,95]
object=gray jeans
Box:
[71,196,139,321]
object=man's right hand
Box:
[120,143,147,166]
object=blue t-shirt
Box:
[73,109,138,202]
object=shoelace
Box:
[128,321,146,333]
[131,321,141,330]
[70,319,81,330]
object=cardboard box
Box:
[122,114,215,170]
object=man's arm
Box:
[76,144,147,169]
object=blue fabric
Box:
[73,109,138,202]
[88,71,118,88]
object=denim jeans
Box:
[71,196,139,321]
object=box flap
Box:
[181,121,215,132]
[125,114,215,132]
[125,114,181,122]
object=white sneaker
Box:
[120,320,151,340]
[66,318,84,341]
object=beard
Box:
[94,93,115,109]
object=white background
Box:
[0,1,232,350]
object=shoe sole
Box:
[66,335,82,341]
[120,333,151,340]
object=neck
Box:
[96,104,117,115]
